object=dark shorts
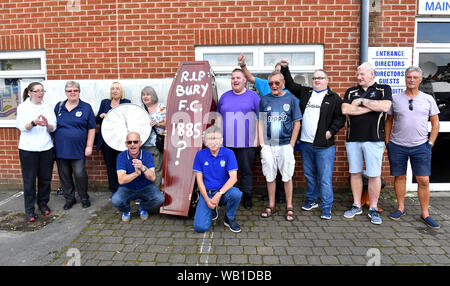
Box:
[387,141,431,177]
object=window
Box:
[195,45,324,94]
[0,50,46,127]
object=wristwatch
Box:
[428,141,434,147]
[218,190,224,195]
[31,121,37,127]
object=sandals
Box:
[285,208,296,222]
[260,206,277,218]
[261,206,296,222]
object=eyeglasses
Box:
[409,99,413,111]
[268,81,281,87]
[312,77,326,81]
[31,89,46,93]
[126,140,139,145]
[65,89,80,93]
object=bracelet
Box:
[31,121,37,127]
[218,190,224,195]
[239,64,246,68]
[428,141,434,147]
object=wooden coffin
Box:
[160,61,218,216]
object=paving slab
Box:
[0,188,449,267]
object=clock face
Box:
[101,103,151,151]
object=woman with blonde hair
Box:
[96,82,130,195]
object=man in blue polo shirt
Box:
[111,131,165,222]
[193,126,242,233]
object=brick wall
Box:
[0,0,418,190]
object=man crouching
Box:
[193,126,242,233]
[111,131,165,222]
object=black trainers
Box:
[81,199,91,208]
[224,216,241,233]
[63,199,76,210]
[39,204,51,216]
[243,194,252,209]
[26,210,36,222]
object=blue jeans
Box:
[300,142,335,210]
[111,184,165,213]
[193,187,242,233]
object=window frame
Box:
[0,50,46,127]
[195,44,324,74]
[0,50,47,78]
[410,18,450,192]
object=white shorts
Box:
[260,144,295,182]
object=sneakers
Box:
[224,216,241,233]
[121,211,131,222]
[421,216,440,229]
[139,208,149,221]
[320,209,332,220]
[368,208,382,225]
[38,204,51,216]
[343,203,363,218]
[301,201,319,211]
[26,210,36,222]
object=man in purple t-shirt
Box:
[385,66,440,229]
[217,68,260,209]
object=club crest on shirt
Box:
[204,161,209,166]
[75,111,83,117]
[283,104,290,111]
[220,160,226,167]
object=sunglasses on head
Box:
[126,140,139,145]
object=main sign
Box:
[419,0,450,15]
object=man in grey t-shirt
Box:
[385,66,440,229]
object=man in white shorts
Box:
[258,71,301,222]
[341,62,392,225]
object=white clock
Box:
[101,103,151,151]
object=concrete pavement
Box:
[0,188,449,266]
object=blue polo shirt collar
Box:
[207,146,224,158]
[126,149,143,160]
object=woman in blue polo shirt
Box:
[96,82,130,195]
[54,81,96,210]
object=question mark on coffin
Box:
[175,140,187,166]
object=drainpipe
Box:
[360,0,370,64]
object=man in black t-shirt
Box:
[341,62,392,225]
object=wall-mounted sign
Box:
[368,47,413,95]
[419,0,450,15]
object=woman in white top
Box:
[16,82,56,222]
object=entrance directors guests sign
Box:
[368,47,412,95]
